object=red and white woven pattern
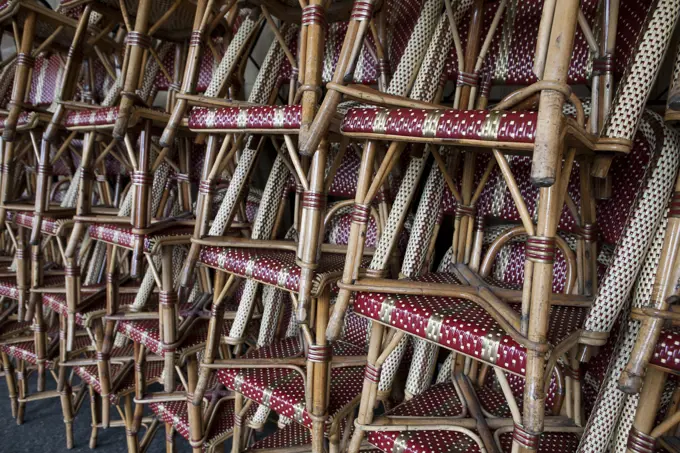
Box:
[1,334,90,368]
[188,105,302,131]
[0,320,33,339]
[9,212,68,236]
[341,109,538,143]
[42,291,135,328]
[354,272,587,376]
[64,107,120,127]
[117,316,233,358]
[151,394,258,449]
[74,348,163,404]
[199,247,371,295]
[498,431,580,453]
[217,336,365,431]
[87,224,194,252]
[649,327,680,372]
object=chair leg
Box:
[347,322,386,453]
[625,367,667,453]
[57,365,75,448]
[140,417,160,453]
[16,360,27,425]
[88,385,99,449]
[1,351,17,418]
[231,392,243,453]
[187,355,204,453]
[124,394,140,453]
[165,422,175,453]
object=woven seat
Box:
[189,105,302,132]
[42,290,137,327]
[216,336,365,430]
[0,111,36,131]
[0,320,33,340]
[88,223,194,253]
[368,428,482,453]
[1,333,90,367]
[342,108,541,145]
[74,347,164,404]
[151,395,259,451]
[0,275,64,300]
[64,106,170,129]
[649,327,680,373]
[497,431,580,453]
[8,211,71,236]
[117,312,245,359]
[199,247,371,295]
[355,272,587,376]
[248,422,313,451]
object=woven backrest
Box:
[443,0,654,86]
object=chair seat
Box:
[8,211,71,236]
[42,288,136,327]
[188,105,302,132]
[199,247,370,295]
[0,111,37,131]
[477,369,562,418]
[117,314,241,359]
[247,421,312,451]
[369,429,481,453]
[88,223,194,253]
[354,272,587,375]
[74,345,164,404]
[1,333,90,368]
[342,108,540,145]
[64,106,169,129]
[0,275,64,300]
[0,320,33,340]
[497,431,580,453]
[150,391,259,451]
[650,326,680,373]
[216,336,365,431]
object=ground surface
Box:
[0,372,205,452]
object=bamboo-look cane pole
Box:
[31,241,47,392]
[599,0,620,130]
[124,393,140,453]
[296,139,328,323]
[311,287,331,453]
[326,140,376,334]
[160,246,178,392]
[299,0,377,156]
[57,315,75,447]
[1,351,18,418]
[30,134,50,246]
[130,121,152,277]
[186,355,203,453]
[3,11,36,142]
[113,0,153,140]
[619,174,680,394]
[44,7,92,143]
[529,1,578,187]
[160,0,211,147]
[579,159,598,297]
[14,226,29,322]
[624,367,667,453]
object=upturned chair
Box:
[170,0,399,323]
[606,44,680,453]
[320,0,680,451]
[62,9,265,453]
[0,6,119,433]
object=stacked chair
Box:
[1,0,680,453]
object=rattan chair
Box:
[322,0,680,451]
